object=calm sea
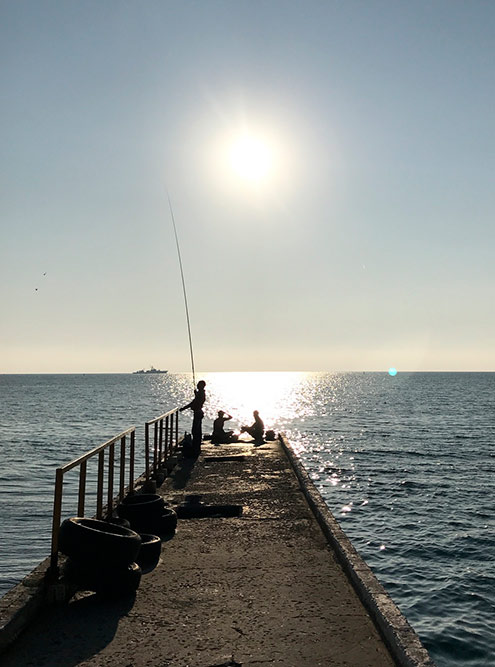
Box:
[0,372,493,666]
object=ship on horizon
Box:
[133,366,168,374]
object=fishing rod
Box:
[167,192,196,389]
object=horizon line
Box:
[2,369,495,375]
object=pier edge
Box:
[279,433,435,667]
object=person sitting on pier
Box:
[211,410,238,444]
[180,380,206,451]
[241,410,264,445]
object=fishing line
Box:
[167,192,196,388]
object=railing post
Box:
[145,422,150,482]
[49,467,64,574]
[96,450,104,519]
[119,435,126,502]
[153,422,158,475]
[107,442,115,517]
[175,410,179,449]
[164,415,169,462]
[77,461,87,517]
[130,429,135,493]
[159,418,164,467]
[171,412,175,453]
[171,413,175,453]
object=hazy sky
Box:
[1,1,494,372]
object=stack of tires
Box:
[60,495,177,596]
[116,493,177,536]
[59,517,143,597]
[116,493,177,573]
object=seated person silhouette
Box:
[211,410,237,444]
[241,410,264,444]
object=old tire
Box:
[117,494,165,524]
[64,558,142,597]
[59,517,141,566]
[106,517,131,529]
[176,504,243,519]
[129,507,178,535]
[157,508,178,534]
[136,534,161,571]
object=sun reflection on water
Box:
[201,371,311,431]
[174,371,355,494]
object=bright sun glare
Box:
[229,133,273,182]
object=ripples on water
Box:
[0,371,493,667]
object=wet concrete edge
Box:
[0,557,49,654]
[279,433,436,667]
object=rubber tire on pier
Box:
[175,504,243,519]
[105,517,131,529]
[157,508,178,534]
[58,517,142,567]
[130,507,178,535]
[116,494,165,525]
[136,533,162,572]
[63,558,142,597]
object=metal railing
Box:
[144,408,180,482]
[49,427,136,573]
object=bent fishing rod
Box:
[167,192,196,389]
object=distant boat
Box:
[133,367,168,374]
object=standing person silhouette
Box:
[180,380,206,453]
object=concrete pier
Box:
[1,438,432,666]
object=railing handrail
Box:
[145,408,179,426]
[49,426,136,576]
[144,407,181,482]
[49,408,183,578]
[57,427,136,474]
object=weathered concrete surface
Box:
[280,436,434,667]
[1,441,397,666]
[0,558,51,654]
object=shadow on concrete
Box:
[168,455,198,490]
[2,592,136,667]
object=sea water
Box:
[0,372,493,666]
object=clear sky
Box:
[1,1,494,373]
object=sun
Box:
[228,133,273,183]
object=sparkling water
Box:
[0,372,493,666]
